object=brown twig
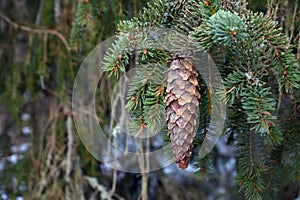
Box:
[35,0,44,26]
[289,0,298,44]
[249,130,254,170]
[133,0,137,17]
[118,0,123,17]
[267,0,279,20]
[65,114,73,183]
[0,11,71,56]
[298,30,300,60]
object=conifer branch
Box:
[101,0,300,198]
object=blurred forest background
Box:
[0,0,299,200]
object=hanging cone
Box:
[166,57,200,169]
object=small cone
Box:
[166,58,200,169]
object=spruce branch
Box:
[102,33,134,78]
[236,128,267,200]
[69,0,95,51]
[100,0,300,198]
[273,50,300,93]
[126,63,167,135]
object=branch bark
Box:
[0,11,71,56]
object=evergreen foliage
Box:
[126,63,166,135]
[103,0,300,199]
[1,0,298,199]
[0,0,148,199]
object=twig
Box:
[109,168,117,199]
[84,176,125,200]
[133,0,137,17]
[43,33,48,62]
[0,11,71,56]
[54,0,62,23]
[289,0,298,44]
[35,0,44,26]
[249,130,254,170]
[143,132,150,200]
[65,113,73,183]
[118,0,123,17]
[136,131,149,200]
[297,31,300,60]
[267,0,279,20]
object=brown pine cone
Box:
[166,57,200,169]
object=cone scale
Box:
[165,56,200,169]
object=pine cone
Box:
[166,57,200,169]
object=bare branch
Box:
[65,114,73,183]
[0,11,71,56]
